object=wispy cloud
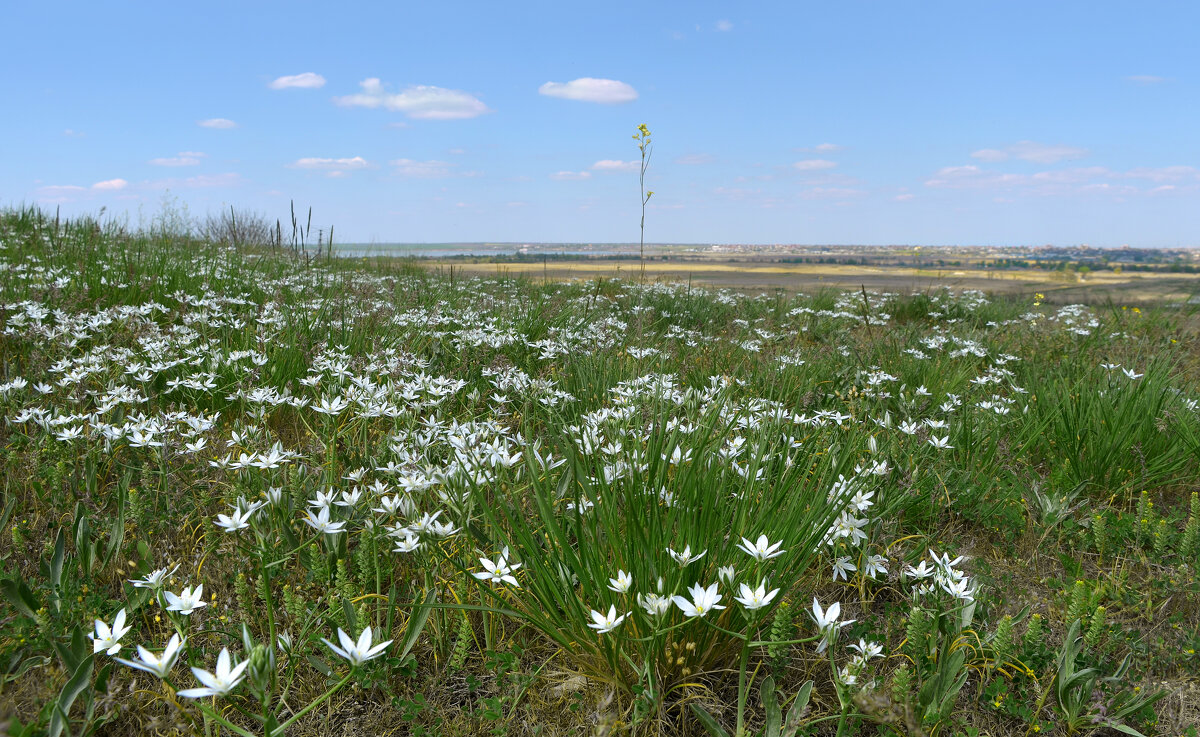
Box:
[538,78,638,104]
[715,19,734,31]
[795,143,842,153]
[269,72,326,90]
[390,159,454,177]
[35,184,86,202]
[591,159,639,172]
[1123,165,1198,182]
[92,179,128,190]
[675,153,714,165]
[197,118,237,129]
[290,156,372,173]
[183,172,242,187]
[798,186,865,200]
[793,159,837,171]
[925,165,1024,189]
[925,163,1199,195]
[147,172,245,189]
[549,170,592,181]
[149,151,207,167]
[334,79,491,119]
[1123,75,1165,85]
[970,141,1088,164]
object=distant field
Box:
[412,257,1200,303]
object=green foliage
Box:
[767,600,793,678]
[690,677,813,737]
[1180,492,1200,560]
[989,614,1016,676]
[1052,620,1166,736]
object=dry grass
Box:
[415,258,1200,302]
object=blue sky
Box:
[5,1,1199,246]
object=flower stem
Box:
[272,671,354,735]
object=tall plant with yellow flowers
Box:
[634,124,653,264]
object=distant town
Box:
[340,242,1200,273]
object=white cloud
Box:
[925,162,1200,195]
[925,165,1024,189]
[969,148,1009,162]
[970,141,1088,164]
[1123,75,1165,85]
[1123,165,1199,183]
[1030,166,1111,184]
[184,172,242,187]
[796,143,841,153]
[591,159,639,172]
[334,79,491,119]
[145,172,244,190]
[894,193,915,201]
[149,151,207,167]
[36,184,86,200]
[715,19,734,31]
[675,153,714,165]
[793,159,837,171]
[549,171,592,181]
[799,187,865,199]
[269,72,326,90]
[291,156,372,171]
[390,158,454,177]
[538,78,638,104]
[198,118,237,129]
[92,179,128,190]
[1010,141,1090,163]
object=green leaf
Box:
[103,480,128,566]
[340,597,357,633]
[398,588,436,661]
[49,653,93,737]
[305,654,332,678]
[2,655,51,685]
[782,680,813,737]
[760,675,781,737]
[689,703,731,737]
[50,527,66,592]
[1,576,40,620]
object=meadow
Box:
[408,258,1200,305]
[1,206,1198,736]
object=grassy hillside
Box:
[1,207,1198,736]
